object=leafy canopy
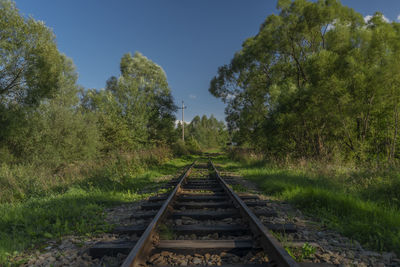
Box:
[210,0,400,163]
[84,52,176,152]
[0,0,63,106]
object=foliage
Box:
[171,138,201,156]
[228,148,265,164]
[183,115,229,149]
[158,223,175,240]
[210,0,400,163]
[1,2,177,168]
[83,52,177,152]
[171,139,190,156]
[0,0,63,106]
[0,147,173,204]
[284,242,316,262]
[0,0,70,164]
[10,56,100,167]
[172,115,228,155]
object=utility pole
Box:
[178,101,187,142]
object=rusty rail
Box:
[121,162,196,267]
[209,160,299,267]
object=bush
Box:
[0,147,15,165]
[228,148,264,164]
[172,140,189,156]
[185,137,201,154]
[172,138,201,156]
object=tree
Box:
[0,0,69,162]
[84,52,177,152]
[10,56,100,166]
[210,0,400,163]
[119,52,177,144]
[0,0,63,106]
[184,115,229,149]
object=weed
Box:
[284,242,316,262]
[300,242,316,260]
[158,224,175,240]
[231,184,248,192]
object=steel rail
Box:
[209,160,299,267]
[121,162,196,267]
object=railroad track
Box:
[89,161,332,267]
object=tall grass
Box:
[0,147,172,203]
[0,147,192,265]
[215,150,400,255]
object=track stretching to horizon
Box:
[88,157,334,267]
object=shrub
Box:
[172,140,189,156]
[228,148,264,164]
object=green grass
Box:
[212,154,400,255]
[158,223,175,240]
[230,184,249,192]
[0,156,193,265]
[285,242,316,262]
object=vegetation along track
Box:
[89,161,333,267]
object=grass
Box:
[285,242,316,262]
[0,154,194,265]
[230,184,249,192]
[158,223,175,240]
[203,147,224,154]
[212,153,400,255]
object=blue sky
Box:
[14,0,400,122]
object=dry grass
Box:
[0,146,173,203]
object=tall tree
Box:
[210,0,400,162]
[118,52,177,144]
[84,52,176,152]
[0,0,63,106]
[0,0,66,161]
[9,56,100,166]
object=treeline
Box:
[175,115,229,153]
[210,0,400,163]
[0,0,178,169]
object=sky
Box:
[14,0,400,122]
